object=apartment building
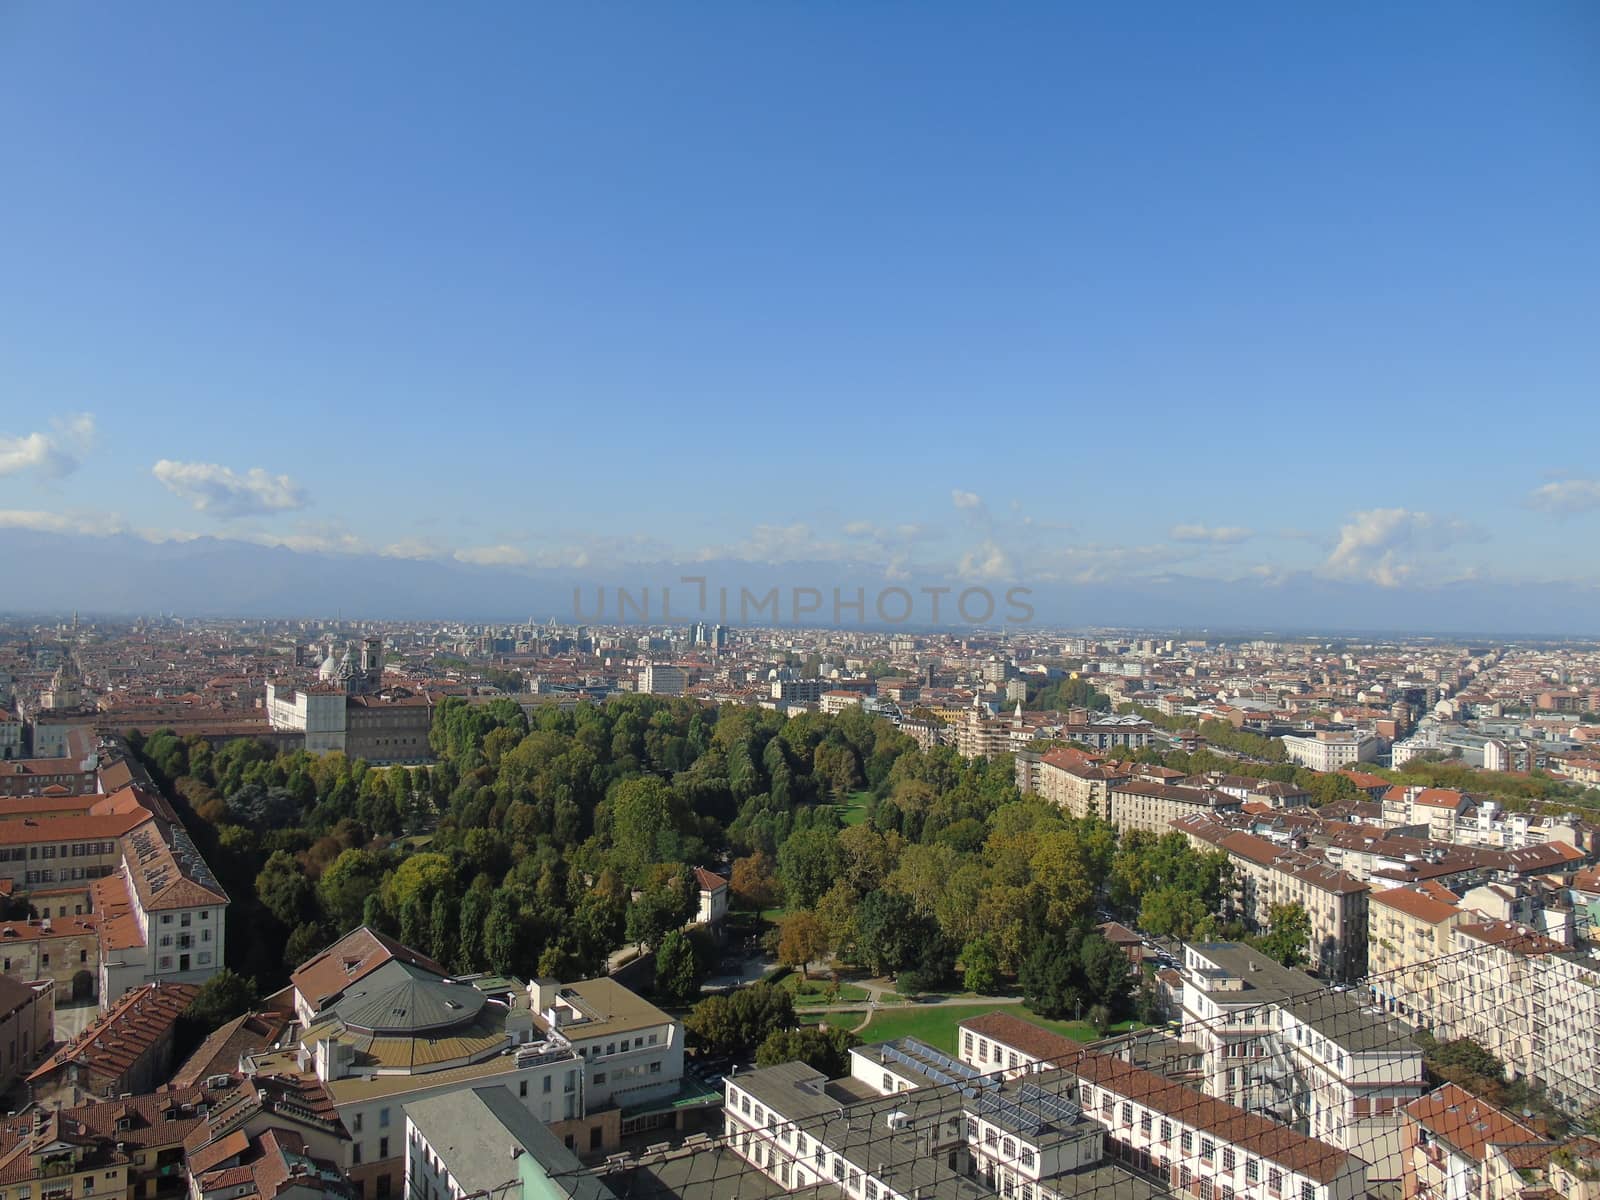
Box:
[1178,944,1424,1174]
[1281,732,1380,772]
[1176,818,1371,980]
[1401,1083,1550,1200]
[0,1078,245,1200]
[1108,780,1242,837]
[1020,748,1129,821]
[957,1013,1369,1200]
[1425,921,1600,1118]
[28,980,198,1108]
[1366,886,1469,1019]
[0,915,98,1000]
[725,1039,1123,1200]
[637,663,688,697]
[0,784,229,1004]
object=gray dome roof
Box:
[332,960,487,1035]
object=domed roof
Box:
[332,960,487,1035]
[318,654,339,680]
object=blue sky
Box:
[2,2,1598,599]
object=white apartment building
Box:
[1281,732,1380,772]
[957,1013,1369,1200]
[1427,921,1600,1118]
[638,663,688,697]
[1177,944,1424,1175]
[725,1038,1112,1200]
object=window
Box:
[354,1113,364,1132]
[1202,1139,1214,1163]
[1301,1186,1314,1200]
[379,1137,389,1158]
[1247,1160,1260,1184]
[1161,1120,1173,1144]
[650,1061,662,1074]
[1223,1149,1236,1171]
[1182,1132,1194,1153]
[379,1107,390,1128]
[1141,1113,1153,1136]
[519,1080,528,1097]
[594,1072,606,1085]
[352,1144,362,1165]
[1268,1169,1283,1196]
[543,1076,552,1093]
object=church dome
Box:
[318,654,339,681]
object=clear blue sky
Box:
[3,2,1598,594]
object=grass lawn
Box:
[781,975,870,1007]
[851,1004,1140,1055]
[834,790,872,826]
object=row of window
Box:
[1081,1083,1316,1200]
[0,841,117,863]
[580,1031,660,1058]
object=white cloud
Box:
[454,544,530,566]
[1526,478,1600,516]
[1322,508,1480,587]
[0,414,96,479]
[152,460,308,518]
[1170,523,1253,544]
[951,489,984,511]
[958,539,1014,581]
[0,508,122,536]
[381,538,447,560]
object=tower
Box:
[361,636,384,689]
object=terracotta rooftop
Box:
[1405,1083,1548,1162]
[288,925,446,1014]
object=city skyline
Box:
[4,4,1599,629]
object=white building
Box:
[1281,731,1380,772]
[637,663,688,697]
[965,1012,1370,1200]
[405,1084,613,1200]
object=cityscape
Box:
[4,3,1599,1200]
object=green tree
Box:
[318,848,386,932]
[1257,902,1313,967]
[1020,927,1087,1020]
[1139,885,1214,941]
[184,969,258,1027]
[961,938,1002,995]
[777,827,844,910]
[897,935,954,997]
[854,890,924,977]
[756,1026,859,1076]
[655,930,702,1005]
[484,891,522,975]
[255,851,315,928]
[686,982,797,1056]
[429,891,458,967]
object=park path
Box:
[798,979,1029,1033]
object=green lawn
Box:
[781,975,871,1007]
[850,1004,1139,1055]
[834,791,872,826]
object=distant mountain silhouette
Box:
[1,527,1594,637]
